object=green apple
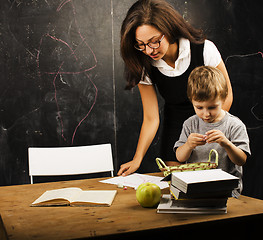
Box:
[136,182,161,208]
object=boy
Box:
[174,66,250,198]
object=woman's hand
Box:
[117,159,141,176]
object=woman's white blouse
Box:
[139,38,222,85]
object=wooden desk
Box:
[0,173,263,240]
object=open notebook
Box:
[31,187,117,207]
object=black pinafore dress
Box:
[149,42,204,161]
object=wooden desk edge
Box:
[88,211,263,240]
[0,215,8,240]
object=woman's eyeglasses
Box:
[134,35,165,51]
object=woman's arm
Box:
[117,84,160,176]
[216,60,233,111]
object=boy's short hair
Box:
[187,66,228,102]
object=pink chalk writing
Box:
[37,0,98,144]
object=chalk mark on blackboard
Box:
[57,0,72,12]
[52,62,67,141]
[59,74,67,85]
[251,103,263,121]
[72,73,98,144]
[225,51,263,64]
[37,0,98,144]
[225,51,263,130]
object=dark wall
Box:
[1,0,263,199]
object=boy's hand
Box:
[205,130,229,146]
[186,133,206,149]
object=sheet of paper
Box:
[100,173,169,190]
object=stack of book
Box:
[157,169,239,214]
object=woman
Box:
[117,0,232,176]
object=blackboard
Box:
[1,0,263,199]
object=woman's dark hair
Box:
[121,0,205,90]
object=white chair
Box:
[28,143,114,184]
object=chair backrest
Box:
[28,143,114,184]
